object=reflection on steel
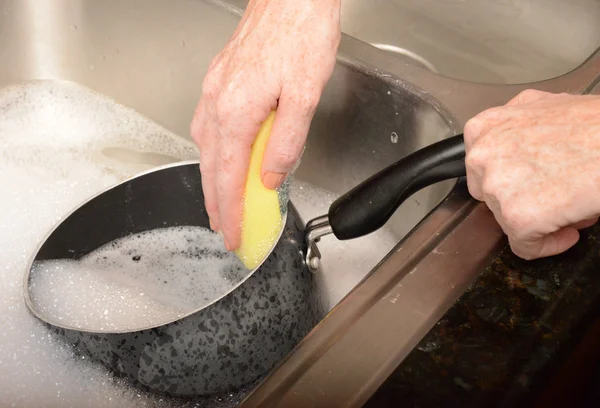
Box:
[371,43,440,73]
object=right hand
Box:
[190,0,341,251]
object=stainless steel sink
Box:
[1,0,599,406]
[226,0,600,84]
[340,0,600,84]
[0,0,461,311]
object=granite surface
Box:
[364,223,600,407]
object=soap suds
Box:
[0,79,399,407]
[30,226,247,332]
[0,80,215,407]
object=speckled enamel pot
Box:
[24,161,324,398]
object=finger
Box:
[463,108,505,150]
[191,95,220,232]
[571,217,599,230]
[464,147,494,201]
[505,89,556,106]
[215,137,254,251]
[463,90,555,148]
[465,168,484,201]
[215,102,269,251]
[510,227,580,260]
[464,142,498,202]
[261,88,319,189]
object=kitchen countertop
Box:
[363,223,600,407]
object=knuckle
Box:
[201,73,221,99]
[207,54,224,74]
[199,159,213,175]
[214,84,247,117]
[304,91,321,111]
[271,148,298,169]
[193,124,210,151]
[214,95,238,127]
[289,87,321,114]
[463,116,483,144]
[465,145,487,171]
[518,88,542,100]
[501,201,534,238]
[463,110,494,147]
[509,88,554,106]
[500,202,521,230]
[190,116,202,142]
[480,175,502,198]
[465,179,483,201]
[477,106,503,122]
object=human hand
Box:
[190,0,341,251]
[464,89,600,260]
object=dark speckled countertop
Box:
[364,223,600,407]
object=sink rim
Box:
[211,0,600,93]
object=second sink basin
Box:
[224,0,600,84]
[340,0,600,84]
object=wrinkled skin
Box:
[191,0,600,262]
[465,89,600,260]
[190,0,341,251]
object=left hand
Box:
[464,89,600,260]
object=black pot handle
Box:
[328,134,466,240]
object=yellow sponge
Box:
[235,111,284,270]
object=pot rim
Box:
[22,159,290,334]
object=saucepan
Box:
[23,133,465,398]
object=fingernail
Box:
[224,237,232,251]
[209,218,218,232]
[262,172,286,189]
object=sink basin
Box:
[0,0,456,311]
[341,0,600,84]
[0,1,456,405]
[225,0,600,84]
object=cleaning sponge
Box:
[235,111,285,270]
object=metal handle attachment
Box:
[305,215,332,273]
[303,135,466,271]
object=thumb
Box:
[261,93,317,189]
[511,227,580,260]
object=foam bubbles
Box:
[30,226,247,332]
[0,80,211,407]
[0,79,399,407]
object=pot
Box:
[24,134,465,398]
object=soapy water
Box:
[29,226,247,332]
[0,79,398,407]
[0,80,225,408]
